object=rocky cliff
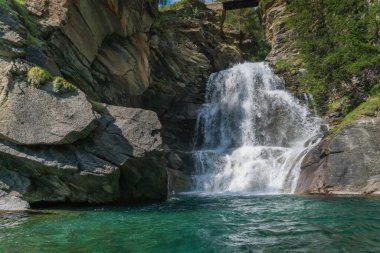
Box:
[261,0,380,195]
[0,0,242,210]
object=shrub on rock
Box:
[27,66,51,87]
[53,76,76,94]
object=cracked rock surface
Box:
[296,118,380,195]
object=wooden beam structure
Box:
[221,0,259,10]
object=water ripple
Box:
[0,195,379,252]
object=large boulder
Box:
[0,140,120,204]
[296,117,380,195]
[0,59,98,145]
[0,105,167,210]
[83,105,167,202]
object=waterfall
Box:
[193,62,323,194]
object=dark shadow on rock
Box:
[0,105,168,210]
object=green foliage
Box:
[274,59,290,71]
[154,0,206,31]
[14,0,36,33]
[370,83,380,96]
[27,67,52,87]
[1,0,42,46]
[327,96,348,114]
[287,0,380,112]
[159,0,190,12]
[53,76,76,94]
[224,8,270,61]
[192,6,199,17]
[0,0,12,12]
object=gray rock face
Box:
[86,106,162,159]
[83,106,167,202]
[296,117,380,195]
[0,104,167,210]
[46,0,157,102]
[0,0,248,209]
[0,59,98,145]
[0,8,26,58]
[0,139,120,204]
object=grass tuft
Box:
[332,87,380,132]
[89,100,106,113]
[53,76,76,94]
[27,66,52,87]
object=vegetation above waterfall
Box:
[157,0,269,61]
[268,0,380,126]
[224,9,270,61]
[288,0,379,97]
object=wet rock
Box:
[0,140,120,204]
[120,152,167,202]
[0,191,30,211]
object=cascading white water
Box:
[193,62,323,194]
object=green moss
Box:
[89,100,106,113]
[275,59,290,72]
[27,67,52,87]
[26,32,43,46]
[1,0,43,46]
[0,0,12,12]
[327,96,348,114]
[370,83,380,96]
[224,8,270,61]
[333,92,380,132]
[53,76,76,94]
[13,0,41,42]
[0,0,23,18]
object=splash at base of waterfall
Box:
[193,62,323,194]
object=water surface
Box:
[1,194,379,252]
